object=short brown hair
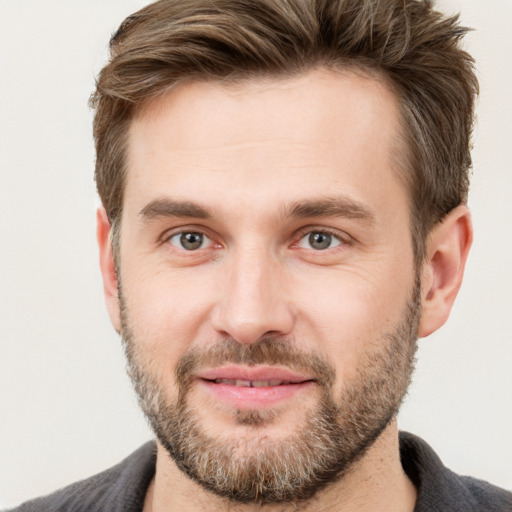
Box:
[90,0,478,261]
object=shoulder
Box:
[400,432,512,512]
[8,442,156,512]
[456,475,512,512]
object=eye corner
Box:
[295,229,345,251]
[163,229,218,252]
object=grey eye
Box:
[298,231,342,250]
[169,232,210,250]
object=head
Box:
[93,0,477,506]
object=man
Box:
[10,0,512,511]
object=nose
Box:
[210,248,295,344]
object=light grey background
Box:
[0,0,511,508]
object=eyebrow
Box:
[139,196,375,224]
[139,199,213,221]
[286,196,376,225]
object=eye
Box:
[168,231,212,251]
[297,231,343,251]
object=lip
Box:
[198,365,313,383]
[197,365,316,410]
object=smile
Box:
[197,366,316,409]
[208,379,302,387]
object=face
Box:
[114,69,420,503]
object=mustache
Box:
[175,336,336,392]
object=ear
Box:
[97,207,121,333]
[418,205,473,338]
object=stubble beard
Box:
[120,279,420,505]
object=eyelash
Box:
[161,226,351,253]
[293,227,350,251]
[167,231,214,251]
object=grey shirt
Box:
[10,432,512,511]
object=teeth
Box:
[213,379,291,387]
[214,378,235,385]
[251,380,270,387]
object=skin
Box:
[97,68,472,511]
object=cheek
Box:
[120,264,218,363]
[293,266,413,380]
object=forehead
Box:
[132,67,400,153]
[124,68,407,222]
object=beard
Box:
[120,279,420,505]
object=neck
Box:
[144,421,417,512]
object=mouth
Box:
[196,366,316,409]
[206,378,304,387]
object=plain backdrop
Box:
[0,0,511,508]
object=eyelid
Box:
[157,224,352,252]
[168,231,213,250]
[297,232,341,250]
[292,226,352,248]
[159,225,220,248]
